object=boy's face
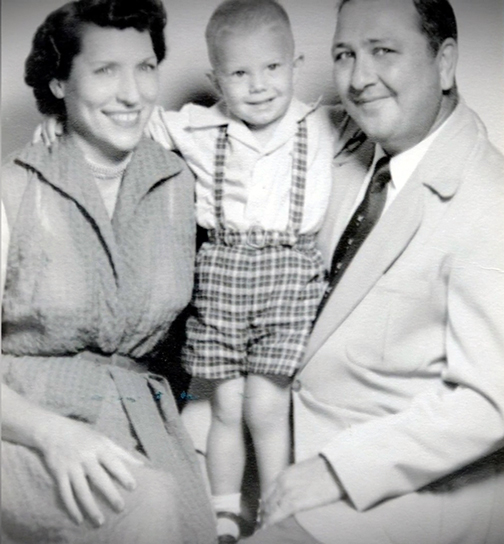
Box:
[211,23,298,133]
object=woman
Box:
[1,1,216,543]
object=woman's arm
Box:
[2,382,143,526]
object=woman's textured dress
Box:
[1,137,216,543]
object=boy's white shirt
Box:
[148,97,335,233]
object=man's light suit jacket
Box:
[293,101,504,544]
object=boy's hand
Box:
[33,117,63,147]
[143,105,172,149]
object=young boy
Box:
[148,1,337,541]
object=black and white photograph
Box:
[2,1,504,543]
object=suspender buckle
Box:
[246,224,267,249]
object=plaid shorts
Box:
[183,238,327,379]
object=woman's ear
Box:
[49,78,66,99]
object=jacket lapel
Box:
[318,138,374,269]
[111,138,183,230]
[303,102,477,366]
[304,154,425,365]
[16,139,121,275]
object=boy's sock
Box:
[212,493,241,538]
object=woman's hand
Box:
[39,416,144,526]
[32,116,63,146]
[1,383,143,526]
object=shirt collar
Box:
[371,114,453,192]
[186,96,320,130]
[188,96,320,152]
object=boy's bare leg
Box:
[244,374,292,494]
[207,377,247,539]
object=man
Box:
[246,0,504,542]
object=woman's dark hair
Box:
[25,0,167,117]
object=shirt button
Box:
[292,379,302,392]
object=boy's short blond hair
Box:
[206,0,294,67]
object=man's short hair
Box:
[205,0,293,67]
[337,0,457,55]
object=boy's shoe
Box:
[218,535,239,544]
[216,511,241,544]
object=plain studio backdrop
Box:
[1,0,503,158]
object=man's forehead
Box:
[335,0,421,42]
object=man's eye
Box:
[140,62,157,72]
[374,47,394,56]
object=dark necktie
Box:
[317,155,391,316]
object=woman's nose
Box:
[117,70,141,105]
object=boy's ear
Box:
[206,71,222,96]
[293,54,304,83]
[49,78,66,99]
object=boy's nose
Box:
[249,72,266,93]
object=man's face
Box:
[332,0,455,155]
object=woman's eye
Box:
[95,66,114,75]
[140,62,157,72]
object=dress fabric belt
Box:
[78,350,216,544]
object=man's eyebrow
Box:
[331,42,349,56]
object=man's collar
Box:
[369,106,456,194]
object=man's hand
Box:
[261,455,345,527]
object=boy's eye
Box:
[333,50,354,62]
[231,70,246,78]
[267,63,280,71]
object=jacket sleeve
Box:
[320,151,504,511]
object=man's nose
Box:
[350,54,376,92]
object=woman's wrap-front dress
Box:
[1,137,216,543]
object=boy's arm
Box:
[145,105,179,151]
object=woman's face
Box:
[51,24,159,165]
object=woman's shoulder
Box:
[135,138,192,175]
[2,144,36,224]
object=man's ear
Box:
[49,78,66,99]
[437,38,458,91]
[293,53,304,83]
[206,71,222,96]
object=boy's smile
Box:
[211,23,301,139]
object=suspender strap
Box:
[212,119,308,241]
